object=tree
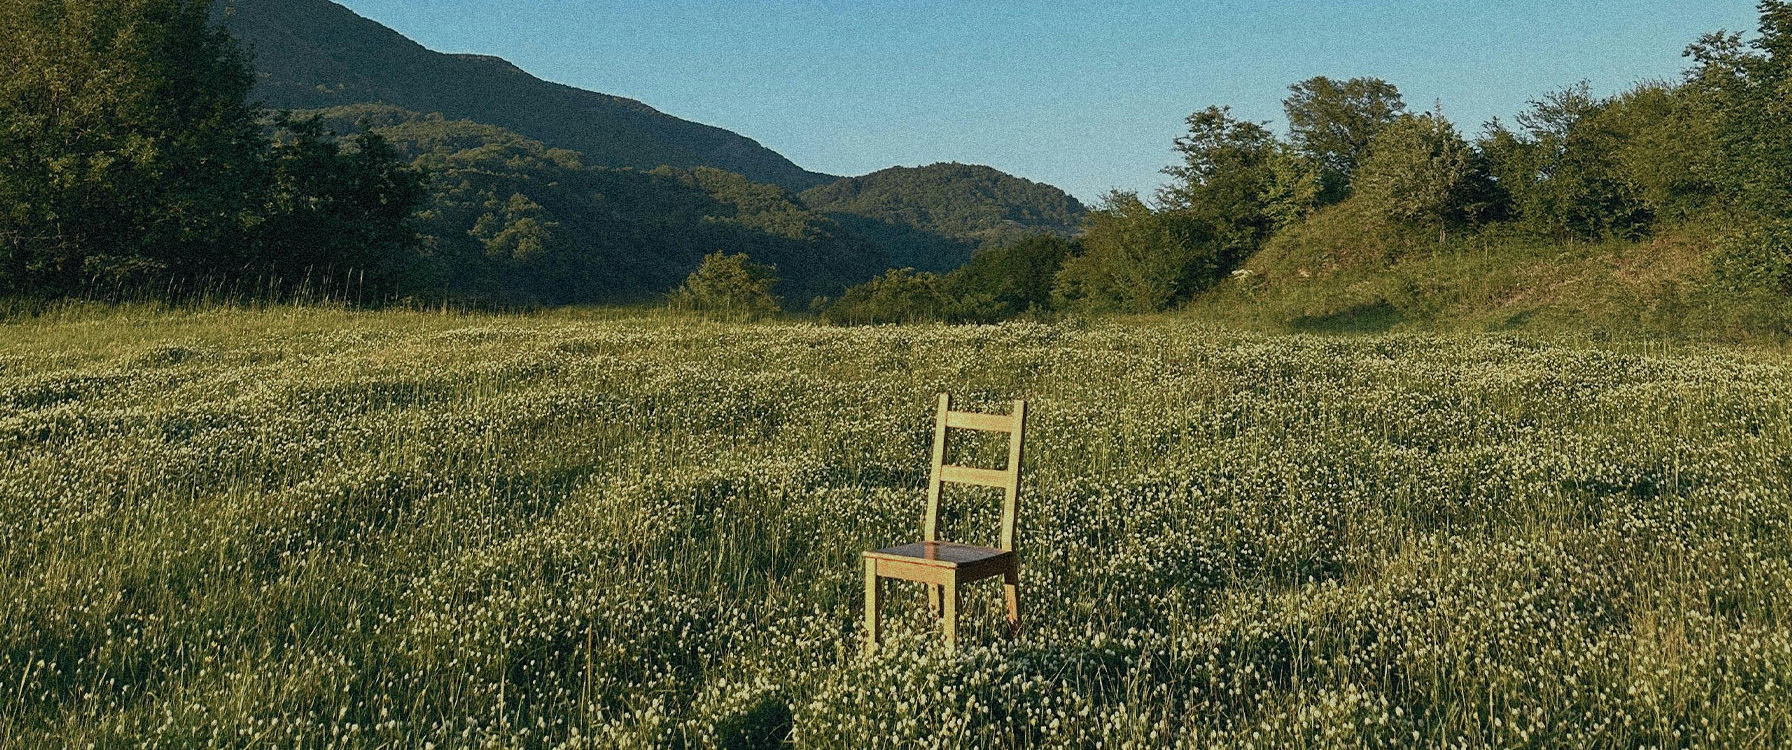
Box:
[1283,77,1407,203]
[1160,106,1315,267]
[1480,83,1656,241]
[0,0,266,295]
[0,0,425,301]
[1053,192,1213,314]
[470,193,562,265]
[1688,2,1792,221]
[1354,113,1479,242]
[947,234,1073,317]
[258,115,426,295]
[669,252,782,320]
[1600,82,1720,223]
[818,268,957,325]
[1686,1,1792,293]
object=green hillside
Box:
[221,0,837,191]
[1185,202,1790,341]
[300,104,886,305]
[800,163,1087,271]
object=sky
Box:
[332,0,1761,203]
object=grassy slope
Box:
[1187,203,1791,342]
[3,306,1790,747]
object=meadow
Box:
[2,305,1790,748]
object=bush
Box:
[946,234,1073,317]
[669,252,782,320]
[1354,113,1482,243]
[817,268,957,325]
[1053,192,1215,314]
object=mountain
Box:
[800,163,1087,271]
[299,104,885,305]
[221,0,836,191]
[218,0,1094,297]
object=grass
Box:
[2,305,1790,748]
[1187,210,1792,343]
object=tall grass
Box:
[1,306,1788,748]
[1190,215,1792,344]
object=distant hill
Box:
[221,0,836,191]
[800,164,1087,271]
[298,104,885,305]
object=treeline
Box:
[785,2,1792,325]
[0,0,422,300]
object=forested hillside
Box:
[301,105,887,305]
[221,0,838,191]
[800,164,1086,271]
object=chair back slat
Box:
[923,394,1028,551]
[938,465,1010,488]
[944,411,1015,433]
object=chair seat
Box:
[864,541,1014,582]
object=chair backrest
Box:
[923,394,1029,551]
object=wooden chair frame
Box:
[863,394,1028,654]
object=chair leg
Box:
[863,559,881,655]
[941,581,959,653]
[1003,567,1021,638]
[928,584,942,618]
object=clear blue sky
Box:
[334,0,1759,202]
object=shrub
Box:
[945,234,1073,318]
[818,268,956,325]
[1354,113,1481,243]
[1053,192,1215,314]
[669,252,782,320]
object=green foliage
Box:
[1054,192,1214,313]
[0,0,422,301]
[1354,113,1482,240]
[817,234,1072,325]
[818,233,1076,325]
[1283,77,1407,203]
[329,106,886,306]
[1160,107,1316,265]
[1600,82,1721,223]
[669,252,782,320]
[258,114,426,292]
[949,234,1074,317]
[1688,4,1792,220]
[1480,83,1657,241]
[0,0,264,295]
[1713,221,1792,298]
[799,163,1087,272]
[1686,2,1792,293]
[816,267,960,325]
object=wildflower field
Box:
[2,306,1790,748]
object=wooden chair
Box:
[863,394,1028,654]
